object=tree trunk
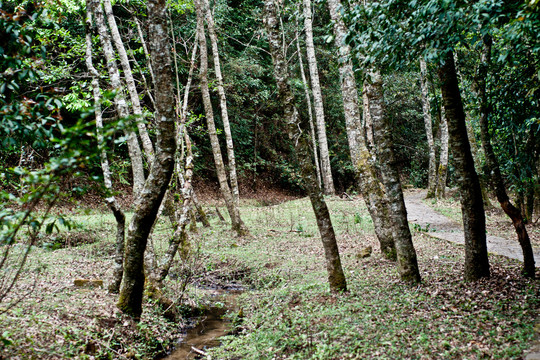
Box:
[264,0,346,292]
[194,2,248,236]
[436,106,449,198]
[90,0,145,198]
[295,25,322,188]
[102,0,154,164]
[326,0,395,260]
[117,0,177,319]
[420,58,437,198]
[302,0,335,195]
[438,51,490,281]
[364,71,421,284]
[476,36,535,277]
[85,8,126,294]
[200,0,241,208]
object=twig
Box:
[191,346,208,356]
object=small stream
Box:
[163,289,241,360]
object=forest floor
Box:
[0,189,538,359]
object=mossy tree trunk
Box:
[364,71,421,284]
[263,0,346,292]
[475,36,535,278]
[438,51,490,281]
[326,0,396,260]
[116,0,177,319]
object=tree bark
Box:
[90,0,145,198]
[102,0,154,164]
[200,0,241,207]
[295,25,322,188]
[264,0,346,292]
[476,36,535,277]
[364,71,421,284]
[85,7,126,294]
[326,0,395,260]
[302,0,335,195]
[194,1,248,236]
[436,106,449,198]
[438,51,490,281]
[420,58,437,198]
[117,0,177,319]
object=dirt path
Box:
[404,189,540,265]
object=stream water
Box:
[163,289,241,360]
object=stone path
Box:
[404,189,540,264]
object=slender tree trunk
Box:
[135,18,155,86]
[364,71,421,284]
[91,0,145,198]
[326,0,395,259]
[200,0,241,207]
[476,36,535,277]
[195,2,248,236]
[302,0,334,195]
[436,107,449,198]
[155,133,195,281]
[102,0,154,164]
[85,8,126,294]
[420,58,437,198]
[264,0,346,292]
[295,25,322,188]
[117,0,177,319]
[438,51,490,281]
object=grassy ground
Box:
[0,195,538,359]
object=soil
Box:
[404,189,540,265]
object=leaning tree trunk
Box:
[438,50,490,281]
[420,58,438,198]
[194,2,248,236]
[90,0,145,198]
[302,0,335,195]
[201,0,241,208]
[364,71,421,284]
[116,0,177,319]
[326,0,395,260]
[102,0,154,164]
[295,24,322,188]
[436,107,449,198]
[85,8,126,294]
[476,36,535,278]
[264,0,346,292]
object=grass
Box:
[0,195,538,359]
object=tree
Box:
[476,35,535,278]
[302,0,335,195]
[194,0,248,236]
[364,70,421,283]
[89,0,146,197]
[200,0,241,208]
[84,7,126,293]
[419,58,437,198]
[117,0,176,319]
[263,0,346,292]
[438,51,489,281]
[326,0,396,260]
